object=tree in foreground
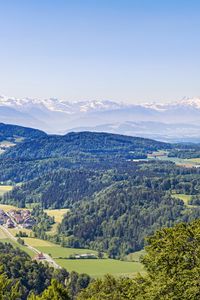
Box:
[78,219,200,299]
[0,273,21,300]
[28,279,70,300]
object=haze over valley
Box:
[1,95,200,142]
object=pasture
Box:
[55,258,144,278]
[186,158,200,164]
[0,227,35,257]
[44,208,69,235]
[23,237,98,257]
[44,209,69,223]
[8,227,32,237]
[23,237,144,277]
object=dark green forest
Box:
[2,123,200,298]
[2,123,200,257]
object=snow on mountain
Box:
[1,95,200,114]
[1,95,200,141]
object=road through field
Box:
[0,225,61,269]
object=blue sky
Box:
[0,0,200,103]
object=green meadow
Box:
[55,258,143,278]
[0,203,144,278]
[0,227,35,257]
[23,237,143,277]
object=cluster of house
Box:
[0,209,35,229]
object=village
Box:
[0,208,35,229]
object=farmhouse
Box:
[34,252,46,260]
[22,217,35,229]
[6,218,15,228]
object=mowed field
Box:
[0,203,144,277]
[186,158,200,164]
[0,227,35,257]
[23,237,143,277]
[24,237,99,257]
[55,258,144,278]
[44,209,69,223]
[0,203,27,212]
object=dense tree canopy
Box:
[78,219,200,299]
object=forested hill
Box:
[2,123,200,258]
[2,130,171,159]
[0,123,46,141]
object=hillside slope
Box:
[2,131,170,159]
[0,123,46,141]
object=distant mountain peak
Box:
[1,94,200,141]
[177,97,200,108]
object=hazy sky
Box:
[0,0,200,103]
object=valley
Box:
[1,123,200,298]
[0,197,143,278]
[1,1,199,297]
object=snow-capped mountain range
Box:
[1,95,200,142]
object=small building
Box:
[22,217,35,229]
[34,252,46,260]
[14,215,23,224]
[6,218,15,228]
[22,210,31,218]
[74,253,97,259]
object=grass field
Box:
[55,258,144,278]
[8,227,32,237]
[0,203,144,277]
[44,208,69,235]
[44,209,69,223]
[147,151,200,168]
[172,193,192,205]
[23,238,98,257]
[23,237,144,277]
[0,203,19,211]
[186,158,200,164]
[0,186,13,197]
[0,227,35,257]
